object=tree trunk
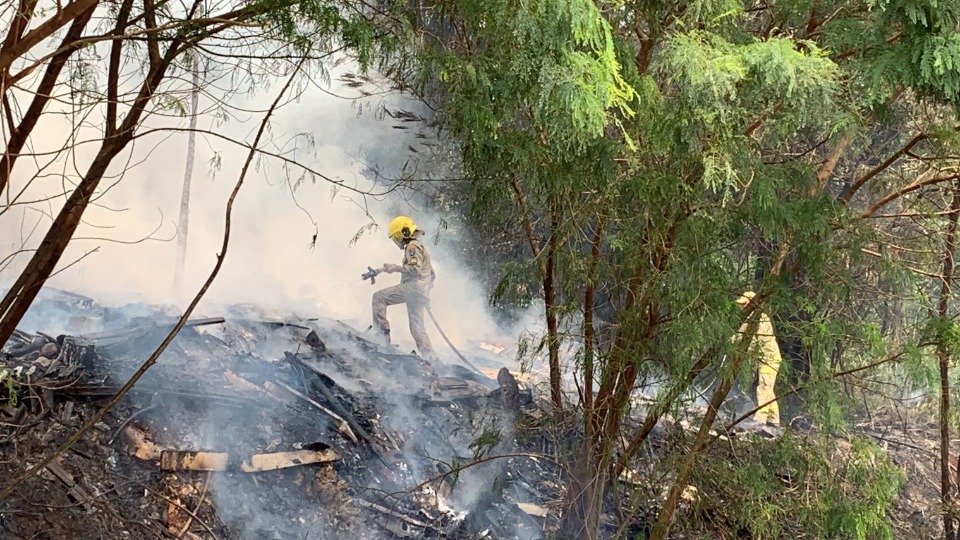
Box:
[174,53,201,292]
[559,281,650,539]
[649,314,760,540]
[506,176,562,408]
[0,142,128,340]
[0,37,182,346]
[559,220,677,538]
[557,222,606,540]
[0,0,100,76]
[583,222,603,427]
[611,351,712,479]
[939,181,960,540]
[545,198,562,409]
[649,357,741,540]
[560,450,607,540]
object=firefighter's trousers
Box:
[754,366,780,425]
[372,281,434,357]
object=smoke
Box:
[0,55,536,359]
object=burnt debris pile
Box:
[0,290,554,539]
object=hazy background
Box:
[0,57,537,355]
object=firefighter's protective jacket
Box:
[398,233,435,289]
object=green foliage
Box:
[854,0,960,104]
[899,342,938,390]
[676,434,904,539]
[0,369,16,407]
[250,0,399,72]
[921,317,960,354]
[379,0,960,535]
[467,428,502,459]
[410,0,636,157]
[656,32,840,132]
[491,261,539,308]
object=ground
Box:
[0,289,952,539]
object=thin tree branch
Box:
[106,0,135,137]
[860,172,960,219]
[0,0,100,74]
[841,128,960,204]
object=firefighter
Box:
[734,291,782,426]
[365,215,436,358]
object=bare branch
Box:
[0,0,101,75]
[106,0,136,137]
[0,3,96,195]
[859,171,960,219]
[841,127,960,204]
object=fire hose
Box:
[424,305,484,376]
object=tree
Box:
[381,0,960,537]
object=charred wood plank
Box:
[60,401,74,423]
[182,317,226,328]
[59,384,269,408]
[45,459,93,511]
[78,316,224,342]
[123,425,162,460]
[255,320,311,331]
[160,450,229,471]
[304,330,325,352]
[160,448,339,472]
[282,354,375,442]
[245,449,339,472]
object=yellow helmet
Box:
[387,215,417,248]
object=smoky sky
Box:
[0,48,537,354]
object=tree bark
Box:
[0,56,302,501]
[583,221,603,428]
[649,312,761,540]
[559,278,641,540]
[559,219,677,539]
[0,0,100,75]
[649,358,741,540]
[939,181,960,540]
[106,0,135,137]
[0,0,40,71]
[611,351,712,479]
[545,197,562,409]
[506,176,563,409]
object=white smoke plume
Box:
[0,57,536,357]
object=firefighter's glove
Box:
[361,266,381,284]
